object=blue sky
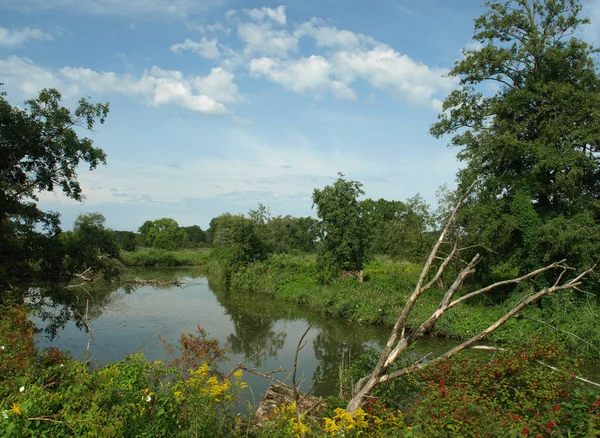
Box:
[2,0,600,231]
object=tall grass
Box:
[121,248,211,267]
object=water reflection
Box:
[32,268,392,398]
[37,268,500,399]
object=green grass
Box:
[120,248,211,267]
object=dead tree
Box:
[346,184,595,412]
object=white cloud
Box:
[332,46,454,109]
[193,67,244,103]
[294,18,370,49]
[245,6,287,26]
[0,0,225,17]
[238,22,298,57]
[0,56,66,96]
[250,56,355,100]
[0,27,53,48]
[171,37,221,59]
[0,56,239,114]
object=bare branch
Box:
[447,260,567,310]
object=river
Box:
[33,267,477,401]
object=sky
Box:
[2,0,600,231]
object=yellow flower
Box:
[233,369,243,378]
[10,403,22,416]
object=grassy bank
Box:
[211,253,600,357]
[120,248,211,267]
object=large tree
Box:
[312,174,372,282]
[431,0,600,282]
[0,87,109,292]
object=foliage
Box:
[431,0,600,285]
[407,343,600,436]
[181,225,206,247]
[313,173,372,282]
[0,307,247,437]
[114,230,139,251]
[0,87,109,293]
[120,248,210,267]
[362,195,434,262]
[60,212,122,281]
[206,214,267,284]
[139,218,187,250]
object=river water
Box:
[33,267,600,401]
[33,268,470,400]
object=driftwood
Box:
[346,181,596,412]
[123,278,183,287]
[252,384,327,431]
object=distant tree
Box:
[431,0,600,283]
[113,231,138,251]
[248,202,271,226]
[312,173,372,282]
[363,195,434,261]
[259,215,319,254]
[138,218,185,250]
[61,213,122,280]
[181,225,206,246]
[0,86,109,292]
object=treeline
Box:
[114,188,434,267]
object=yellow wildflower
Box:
[10,403,22,416]
[233,369,243,378]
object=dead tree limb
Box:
[345,180,595,413]
[82,299,93,364]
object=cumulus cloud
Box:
[170,37,221,59]
[294,18,371,49]
[0,27,53,48]
[184,6,454,108]
[0,56,242,114]
[250,56,356,100]
[331,46,454,110]
[245,5,287,25]
[193,67,244,103]
[238,21,298,57]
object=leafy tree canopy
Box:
[312,173,372,281]
[0,86,109,292]
[431,0,600,281]
[138,218,186,250]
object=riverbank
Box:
[120,248,211,267]
[118,248,600,357]
[211,252,600,358]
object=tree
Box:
[0,86,109,292]
[138,218,185,250]
[114,230,138,251]
[181,225,206,247]
[61,213,121,281]
[312,174,371,282]
[430,0,600,282]
[362,196,434,261]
